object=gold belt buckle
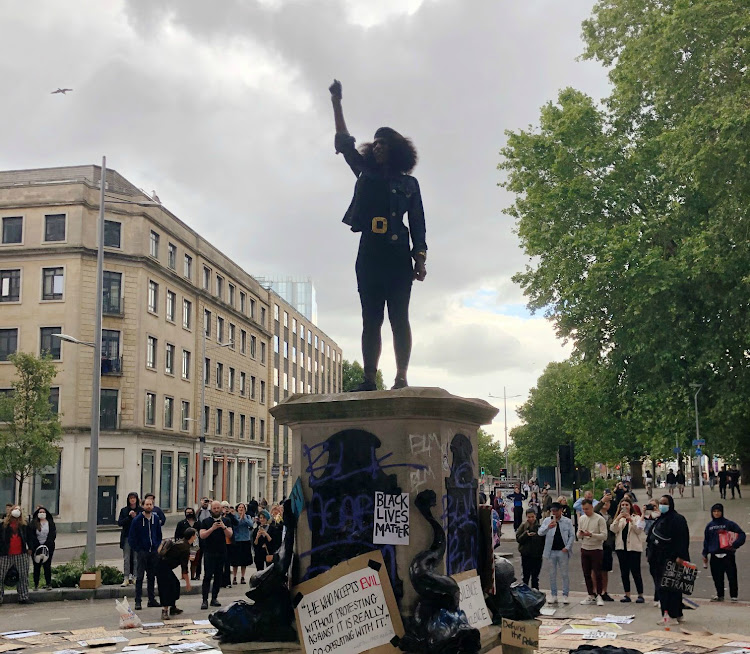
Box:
[371,217,388,234]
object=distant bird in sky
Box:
[51,88,73,95]
[151,191,161,203]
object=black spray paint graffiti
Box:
[300,428,427,603]
[444,433,479,575]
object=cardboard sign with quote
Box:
[502,618,541,650]
[452,570,492,629]
[292,550,404,654]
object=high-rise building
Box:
[257,276,318,325]
[0,165,341,529]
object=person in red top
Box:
[0,505,32,604]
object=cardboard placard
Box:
[452,571,492,629]
[501,618,541,650]
[659,560,697,595]
[292,550,403,654]
[373,493,409,545]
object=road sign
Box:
[695,448,702,457]
[692,439,705,446]
[673,447,681,454]
[271,464,280,478]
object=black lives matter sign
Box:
[373,492,409,546]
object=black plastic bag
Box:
[572,645,644,654]
[510,583,546,619]
[4,565,18,588]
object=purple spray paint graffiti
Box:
[300,428,426,603]
[444,433,479,575]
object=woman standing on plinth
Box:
[330,79,427,391]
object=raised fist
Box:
[329,79,342,100]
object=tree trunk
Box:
[16,474,24,510]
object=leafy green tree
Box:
[341,359,385,392]
[500,0,750,472]
[477,428,505,476]
[0,353,62,507]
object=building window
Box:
[160,452,173,511]
[102,271,122,314]
[0,329,18,361]
[164,396,174,429]
[182,349,191,380]
[181,401,190,430]
[240,372,246,396]
[250,417,256,440]
[228,367,235,392]
[145,392,156,425]
[40,327,62,360]
[240,329,247,354]
[273,368,279,387]
[203,266,211,291]
[146,336,157,369]
[177,453,189,510]
[260,342,266,364]
[300,325,305,340]
[217,317,224,343]
[204,358,210,385]
[283,311,288,328]
[150,231,159,258]
[44,214,66,242]
[240,291,246,313]
[292,318,297,334]
[228,283,235,306]
[250,376,256,400]
[2,216,23,244]
[240,414,246,439]
[104,220,121,248]
[49,387,60,414]
[260,381,266,404]
[274,304,279,321]
[283,372,288,391]
[228,411,235,438]
[141,451,155,496]
[250,335,256,358]
[184,254,193,279]
[216,408,223,435]
[216,275,223,299]
[260,306,266,326]
[216,362,223,389]
[203,405,209,433]
[183,299,192,329]
[33,454,61,515]
[101,329,120,374]
[260,419,265,442]
[168,243,177,270]
[283,341,288,359]
[148,280,158,313]
[166,290,176,322]
[204,310,211,337]
[100,388,118,430]
[42,267,64,300]
[274,335,279,354]
[165,343,175,375]
[250,298,256,319]
[228,324,235,349]
[0,269,21,302]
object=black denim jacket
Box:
[335,133,427,257]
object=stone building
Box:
[0,165,342,530]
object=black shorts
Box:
[602,547,614,572]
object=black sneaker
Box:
[601,593,615,602]
[200,600,208,610]
[210,599,221,607]
[147,600,160,608]
[135,603,142,611]
[18,599,34,605]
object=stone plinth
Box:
[270,386,498,613]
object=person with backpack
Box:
[128,496,162,611]
[27,506,56,590]
[156,527,197,621]
[701,503,746,602]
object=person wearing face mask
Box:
[0,506,32,604]
[157,527,197,621]
[253,510,273,572]
[128,497,162,611]
[175,508,199,580]
[702,503,746,603]
[28,506,56,590]
[646,495,690,625]
[516,509,545,589]
[117,492,140,587]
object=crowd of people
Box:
[118,493,283,619]
[502,477,746,626]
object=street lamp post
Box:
[55,158,160,567]
[690,383,705,511]
[196,329,233,501]
[489,388,523,476]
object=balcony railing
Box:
[100,410,120,431]
[101,356,123,375]
[102,295,124,316]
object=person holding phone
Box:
[611,498,646,602]
[198,500,233,610]
[538,502,575,606]
[252,510,273,571]
[577,499,608,605]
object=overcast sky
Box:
[0,0,610,443]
